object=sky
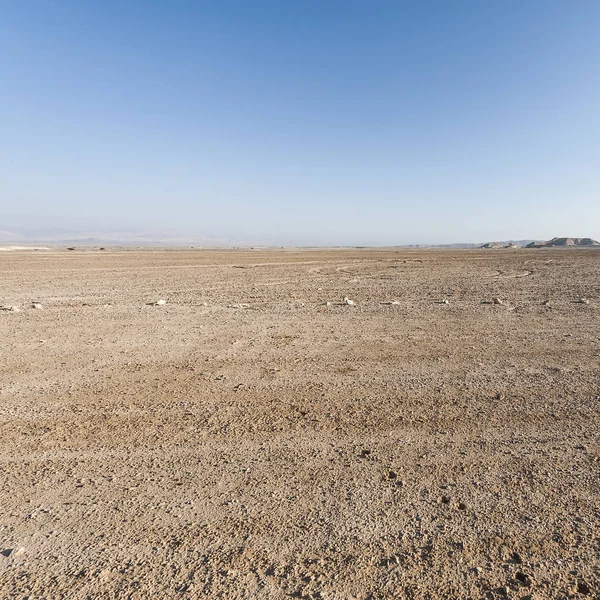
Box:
[1,0,599,245]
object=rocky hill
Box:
[480,241,523,249]
[526,237,600,248]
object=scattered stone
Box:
[32,303,43,309]
[386,470,398,480]
[578,298,590,304]
[0,549,13,557]
[510,552,523,564]
[457,502,467,510]
[344,297,355,306]
[515,572,532,586]
[360,449,371,458]
[438,495,451,504]
[325,301,332,307]
[0,305,20,312]
[492,297,504,305]
[576,581,591,595]
[230,303,251,309]
[441,299,449,305]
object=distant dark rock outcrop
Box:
[525,237,600,248]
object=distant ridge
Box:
[525,237,600,248]
[480,241,522,249]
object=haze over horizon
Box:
[2,1,599,245]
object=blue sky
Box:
[1,1,599,244]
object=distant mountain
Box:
[479,240,535,249]
[480,242,521,249]
[526,237,600,248]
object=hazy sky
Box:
[1,1,599,244]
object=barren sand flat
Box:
[0,248,598,599]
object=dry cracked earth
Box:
[0,248,599,599]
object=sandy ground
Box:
[0,248,598,599]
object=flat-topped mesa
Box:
[526,237,600,248]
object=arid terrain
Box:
[0,248,598,599]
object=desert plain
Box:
[0,248,598,599]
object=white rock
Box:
[32,303,43,309]
[155,299,167,306]
[579,298,590,304]
[0,306,20,312]
[325,301,332,307]
[492,297,503,305]
[442,299,449,305]
[344,297,355,306]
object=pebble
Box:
[492,297,503,305]
[344,297,355,306]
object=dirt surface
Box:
[1,248,599,599]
